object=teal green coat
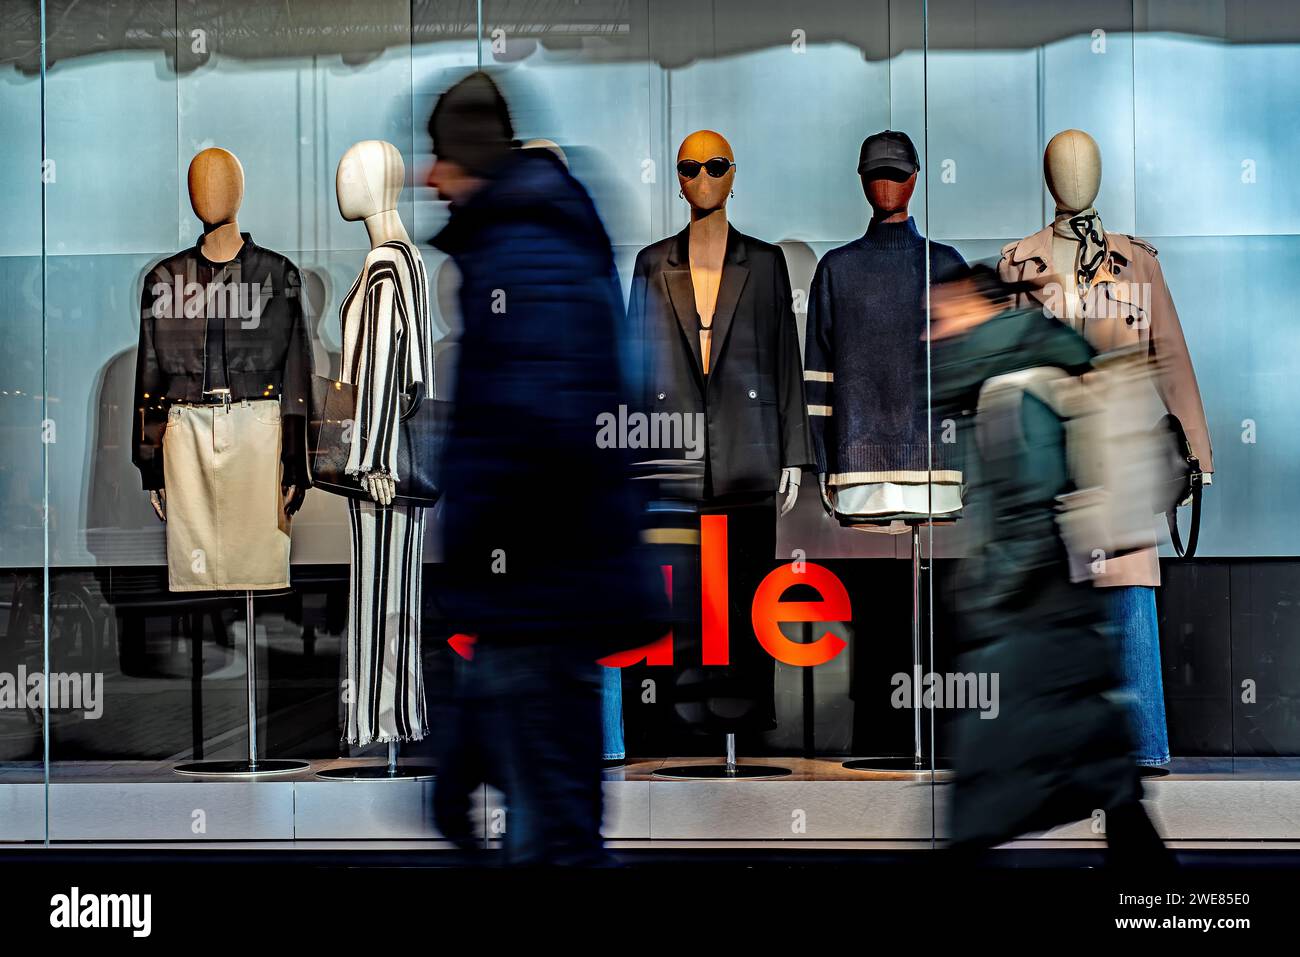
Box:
[931,307,1141,848]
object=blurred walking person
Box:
[425,71,663,866]
[928,264,1171,868]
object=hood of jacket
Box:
[930,306,1095,413]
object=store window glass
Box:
[4,0,1297,855]
[1,1,47,843]
[923,0,1300,848]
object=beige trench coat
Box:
[998,227,1214,587]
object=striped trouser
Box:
[344,499,428,745]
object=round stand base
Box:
[174,759,309,777]
[654,764,792,779]
[843,756,951,773]
[315,765,437,781]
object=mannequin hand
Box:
[777,467,801,517]
[149,489,166,523]
[362,471,396,506]
[818,474,835,516]
[1179,472,1211,506]
[283,484,306,517]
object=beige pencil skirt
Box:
[162,399,291,592]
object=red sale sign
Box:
[450,515,852,667]
[597,514,850,669]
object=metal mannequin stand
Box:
[844,522,948,773]
[655,733,792,779]
[316,741,436,780]
[175,591,309,776]
[649,498,792,779]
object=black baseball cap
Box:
[858,130,919,178]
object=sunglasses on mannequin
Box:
[676,157,736,179]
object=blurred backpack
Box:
[976,343,1202,582]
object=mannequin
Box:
[190,147,247,263]
[999,129,1215,770]
[148,148,300,523]
[1043,129,1102,323]
[628,130,813,767]
[134,147,313,775]
[676,130,802,513]
[804,130,965,529]
[134,146,312,590]
[334,139,434,746]
[803,130,966,774]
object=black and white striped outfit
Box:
[339,240,434,745]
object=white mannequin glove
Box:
[777,467,801,516]
[361,471,396,506]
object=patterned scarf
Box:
[1067,207,1107,294]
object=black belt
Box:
[187,390,264,407]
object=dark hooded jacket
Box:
[432,148,665,646]
[930,306,1141,848]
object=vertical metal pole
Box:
[245,591,258,770]
[387,740,399,777]
[476,0,483,70]
[38,0,50,849]
[801,621,816,758]
[724,732,737,774]
[190,613,204,758]
[912,524,923,770]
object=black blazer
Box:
[628,224,813,499]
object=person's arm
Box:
[625,250,653,415]
[803,259,834,505]
[1147,259,1214,475]
[280,264,313,514]
[132,266,168,494]
[344,260,404,503]
[775,247,814,474]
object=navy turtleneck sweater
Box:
[803,216,966,485]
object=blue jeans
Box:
[602,666,625,761]
[1107,585,1170,766]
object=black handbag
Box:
[308,373,447,506]
[1154,412,1204,559]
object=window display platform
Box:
[1,758,1298,846]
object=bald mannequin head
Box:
[676,129,735,214]
[188,148,244,227]
[1044,129,1101,213]
[336,140,405,222]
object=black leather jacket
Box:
[132,233,313,492]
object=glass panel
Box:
[921,0,1300,853]
[0,0,50,844]
[40,0,431,842]
[1136,2,1300,769]
[42,0,180,836]
[20,0,1296,859]
[924,0,1153,849]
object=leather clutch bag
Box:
[308,374,447,507]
